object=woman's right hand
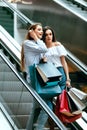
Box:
[29,30,38,41]
[40,57,47,63]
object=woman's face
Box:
[45,29,53,44]
[34,25,43,39]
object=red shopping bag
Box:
[55,90,82,123]
[59,90,74,116]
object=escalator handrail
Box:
[74,0,87,8]
[53,0,87,22]
[0,25,21,65]
[1,0,34,25]
[0,25,21,53]
[0,50,67,130]
[67,49,87,74]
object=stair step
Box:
[2,102,33,115]
[0,72,20,81]
[11,115,30,128]
[0,22,13,26]
[0,81,27,91]
[0,14,12,18]
[0,91,33,103]
[33,123,64,130]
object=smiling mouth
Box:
[39,34,42,36]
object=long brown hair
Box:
[20,23,42,71]
[42,26,56,42]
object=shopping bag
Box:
[67,92,82,115]
[29,64,62,99]
[36,62,62,86]
[58,89,82,116]
[70,87,87,100]
[55,93,82,123]
[57,112,82,123]
[68,90,86,110]
[58,89,73,116]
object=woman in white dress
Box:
[42,26,71,130]
[42,26,71,90]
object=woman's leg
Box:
[26,98,40,130]
[34,99,53,130]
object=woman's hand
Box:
[43,57,47,62]
[40,57,47,63]
[29,30,38,41]
[66,80,71,87]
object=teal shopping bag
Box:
[29,64,62,99]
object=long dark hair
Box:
[42,26,56,42]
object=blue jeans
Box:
[26,73,53,130]
[57,67,66,90]
[34,98,53,130]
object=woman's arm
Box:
[60,56,71,87]
[24,39,48,53]
[27,30,48,53]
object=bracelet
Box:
[66,79,71,82]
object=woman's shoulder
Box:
[24,39,35,45]
[54,41,62,46]
[54,42,67,54]
[54,41,66,50]
[24,39,30,43]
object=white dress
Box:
[44,44,67,67]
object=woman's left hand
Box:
[66,80,71,87]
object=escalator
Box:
[0,0,87,129]
[1,25,87,130]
